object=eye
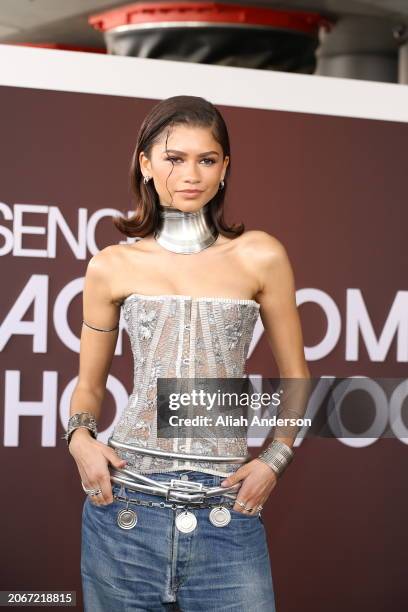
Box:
[164,156,216,165]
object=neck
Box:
[154,202,219,254]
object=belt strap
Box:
[110,469,239,504]
[108,437,250,464]
[113,492,237,511]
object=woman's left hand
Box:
[220,458,278,515]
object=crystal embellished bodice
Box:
[110,293,260,476]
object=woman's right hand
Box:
[68,428,127,506]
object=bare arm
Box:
[255,232,311,450]
[220,232,311,511]
[70,246,121,426]
[68,246,126,505]
[256,233,310,379]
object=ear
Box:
[139,151,151,174]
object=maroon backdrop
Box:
[0,84,406,611]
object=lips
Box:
[179,190,202,194]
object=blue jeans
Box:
[81,470,276,611]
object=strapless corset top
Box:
[110,293,261,476]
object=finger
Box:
[89,489,104,506]
[100,475,114,505]
[244,505,259,515]
[220,468,248,488]
[85,475,109,506]
[82,481,103,506]
[91,474,113,505]
[233,498,259,514]
[250,499,266,515]
[232,482,251,506]
[104,448,127,470]
[233,498,250,514]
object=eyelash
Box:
[165,156,216,165]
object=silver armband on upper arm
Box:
[82,320,119,332]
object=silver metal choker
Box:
[154,201,219,254]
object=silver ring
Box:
[89,489,102,497]
[236,500,247,509]
[236,499,253,512]
[81,480,102,496]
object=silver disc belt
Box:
[107,437,249,504]
[106,437,257,531]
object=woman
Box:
[66,95,310,611]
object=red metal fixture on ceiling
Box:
[88,1,334,73]
[89,1,332,35]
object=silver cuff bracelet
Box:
[257,440,294,477]
[62,412,98,447]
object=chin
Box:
[174,200,203,212]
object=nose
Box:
[181,160,201,183]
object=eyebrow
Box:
[162,149,220,156]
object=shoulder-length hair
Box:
[113,95,244,238]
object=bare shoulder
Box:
[238,230,288,263]
[86,244,119,273]
[85,244,134,289]
[237,230,294,296]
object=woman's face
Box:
[139,124,229,211]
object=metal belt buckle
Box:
[166,479,204,502]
